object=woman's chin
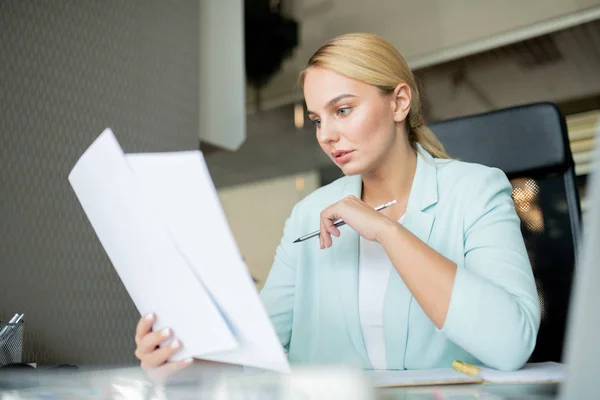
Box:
[338,163,364,176]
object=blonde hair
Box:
[298,33,449,159]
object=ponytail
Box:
[407,111,450,159]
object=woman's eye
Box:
[312,119,321,127]
[337,107,350,116]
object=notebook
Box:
[366,362,565,388]
[365,367,482,388]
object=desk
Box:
[380,383,558,399]
[0,365,560,399]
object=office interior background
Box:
[0,0,598,367]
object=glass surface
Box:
[0,364,559,400]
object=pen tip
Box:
[293,239,301,243]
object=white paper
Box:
[126,151,290,373]
[69,129,290,373]
[365,362,565,388]
[479,362,565,384]
[364,368,482,388]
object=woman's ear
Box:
[391,83,412,123]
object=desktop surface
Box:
[380,382,558,400]
[0,365,560,400]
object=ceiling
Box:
[247,0,600,110]
[417,19,600,121]
[206,10,600,188]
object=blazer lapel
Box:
[384,146,439,369]
[402,146,438,244]
[331,147,441,370]
[332,174,371,367]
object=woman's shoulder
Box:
[436,157,506,181]
[433,157,512,204]
[417,145,509,193]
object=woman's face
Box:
[303,67,410,176]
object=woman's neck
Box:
[361,140,417,220]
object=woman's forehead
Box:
[303,68,373,108]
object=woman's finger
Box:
[323,203,346,246]
[319,216,327,249]
[135,327,173,359]
[140,339,184,370]
[320,210,334,248]
[135,313,155,345]
[145,358,194,382]
[324,213,341,238]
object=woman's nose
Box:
[317,121,340,144]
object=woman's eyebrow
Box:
[307,93,357,115]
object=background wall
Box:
[0,0,199,366]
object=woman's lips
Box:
[332,150,354,163]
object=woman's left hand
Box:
[319,195,396,248]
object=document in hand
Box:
[68,129,290,373]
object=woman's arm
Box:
[377,219,456,329]
[320,169,541,371]
[384,169,540,370]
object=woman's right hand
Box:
[134,313,193,380]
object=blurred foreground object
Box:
[199,0,246,151]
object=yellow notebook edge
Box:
[452,360,566,386]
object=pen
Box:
[293,200,397,243]
[452,360,480,377]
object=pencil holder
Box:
[0,322,24,366]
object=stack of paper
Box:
[68,129,290,373]
[364,368,482,388]
[478,362,565,384]
[366,362,565,388]
[365,368,483,387]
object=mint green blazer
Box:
[259,146,541,371]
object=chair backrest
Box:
[429,102,582,363]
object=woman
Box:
[134,33,540,375]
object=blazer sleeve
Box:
[259,205,299,351]
[440,167,541,371]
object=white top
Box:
[358,214,405,370]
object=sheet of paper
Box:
[364,368,482,388]
[125,150,290,373]
[69,128,289,373]
[68,130,238,360]
[479,362,565,384]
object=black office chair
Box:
[429,102,582,363]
